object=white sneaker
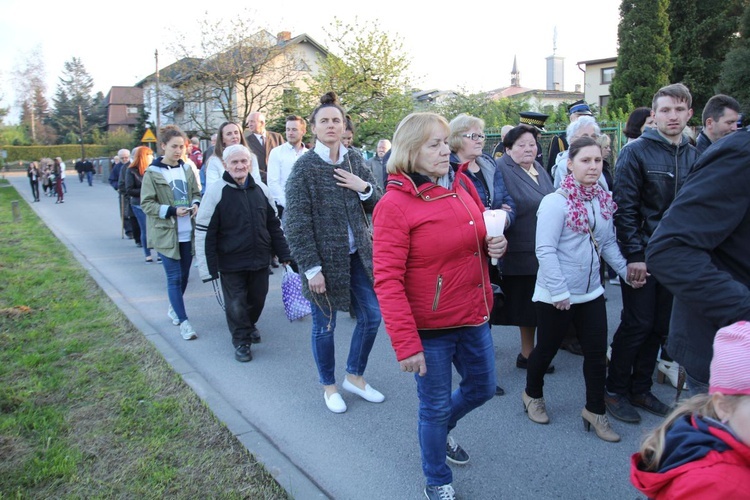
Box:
[167,305,180,325]
[179,320,197,340]
[342,376,385,403]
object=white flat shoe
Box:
[342,377,385,403]
[324,391,347,413]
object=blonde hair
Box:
[448,114,485,153]
[388,113,450,175]
[638,393,744,471]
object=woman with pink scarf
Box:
[521,136,645,443]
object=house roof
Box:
[134,57,204,87]
[576,56,617,66]
[105,86,143,106]
[488,87,583,101]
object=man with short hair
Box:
[110,149,137,241]
[245,111,285,183]
[366,139,391,190]
[546,100,594,172]
[606,83,698,423]
[267,115,308,221]
[695,94,740,156]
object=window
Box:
[126,106,138,115]
[601,67,615,84]
[599,95,610,110]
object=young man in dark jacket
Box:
[645,129,750,394]
[195,144,291,362]
[606,83,698,423]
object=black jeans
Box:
[220,269,269,347]
[606,276,672,396]
[526,296,608,414]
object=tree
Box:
[49,57,97,144]
[669,0,746,122]
[12,46,55,143]
[170,10,303,136]
[608,0,672,114]
[301,17,415,148]
[718,1,750,115]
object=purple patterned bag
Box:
[281,265,311,322]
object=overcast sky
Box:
[0,0,621,123]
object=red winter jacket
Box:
[372,166,493,361]
[630,414,750,499]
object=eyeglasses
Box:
[461,133,486,141]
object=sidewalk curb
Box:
[15,183,329,500]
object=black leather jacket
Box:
[613,128,698,263]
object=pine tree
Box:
[669,0,746,122]
[608,0,672,113]
[718,2,750,115]
[50,57,96,144]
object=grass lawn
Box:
[0,180,288,498]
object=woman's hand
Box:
[190,203,199,219]
[176,207,191,217]
[399,352,427,376]
[334,168,369,194]
[486,235,508,259]
[308,272,326,294]
[553,298,571,310]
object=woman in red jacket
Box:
[631,321,750,499]
[373,112,507,500]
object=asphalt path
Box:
[6,172,669,499]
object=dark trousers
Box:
[220,269,269,347]
[30,180,39,201]
[606,277,672,396]
[526,296,608,414]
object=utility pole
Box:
[155,49,161,131]
[78,104,85,160]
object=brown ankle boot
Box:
[581,408,620,442]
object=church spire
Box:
[511,55,520,87]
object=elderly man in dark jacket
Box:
[646,130,750,394]
[605,83,698,424]
[195,144,291,362]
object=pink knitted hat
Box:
[710,321,750,395]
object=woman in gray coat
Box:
[284,92,384,414]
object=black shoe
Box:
[629,391,671,417]
[604,392,641,423]
[235,344,253,362]
[446,435,469,465]
[136,242,142,248]
[516,353,555,373]
[268,266,274,275]
[249,328,261,344]
[495,385,505,396]
[561,340,584,356]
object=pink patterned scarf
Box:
[559,174,617,234]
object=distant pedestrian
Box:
[140,125,201,341]
[125,146,157,263]
[27,162,40,202]
[56,157,68,193]
[82,158,94,186]
[53,158,64,204]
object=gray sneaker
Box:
[424,484,455,500]
[446,435,469,465]
[179,320,197,340]
[167,305,180,325]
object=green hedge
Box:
[1,145,114,163]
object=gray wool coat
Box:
[284,147,382,311]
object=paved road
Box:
[7,172,668,499]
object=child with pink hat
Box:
[630,321,750,498]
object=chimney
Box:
[277,31,292,44]
[575,84,581,92]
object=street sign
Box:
[141,129,157,143]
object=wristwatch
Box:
[360,183,372,195]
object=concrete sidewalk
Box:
[7,173,663,499]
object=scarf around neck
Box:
[560,174,616,234]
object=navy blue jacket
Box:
[646,131,750,382]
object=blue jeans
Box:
[85,171,93,186]
[416,324,496,486]
[310,252,381,386]
[158,241,192,322]
[686,372,709,397]
[131,204,150,258]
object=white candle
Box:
[483,209,506,265]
